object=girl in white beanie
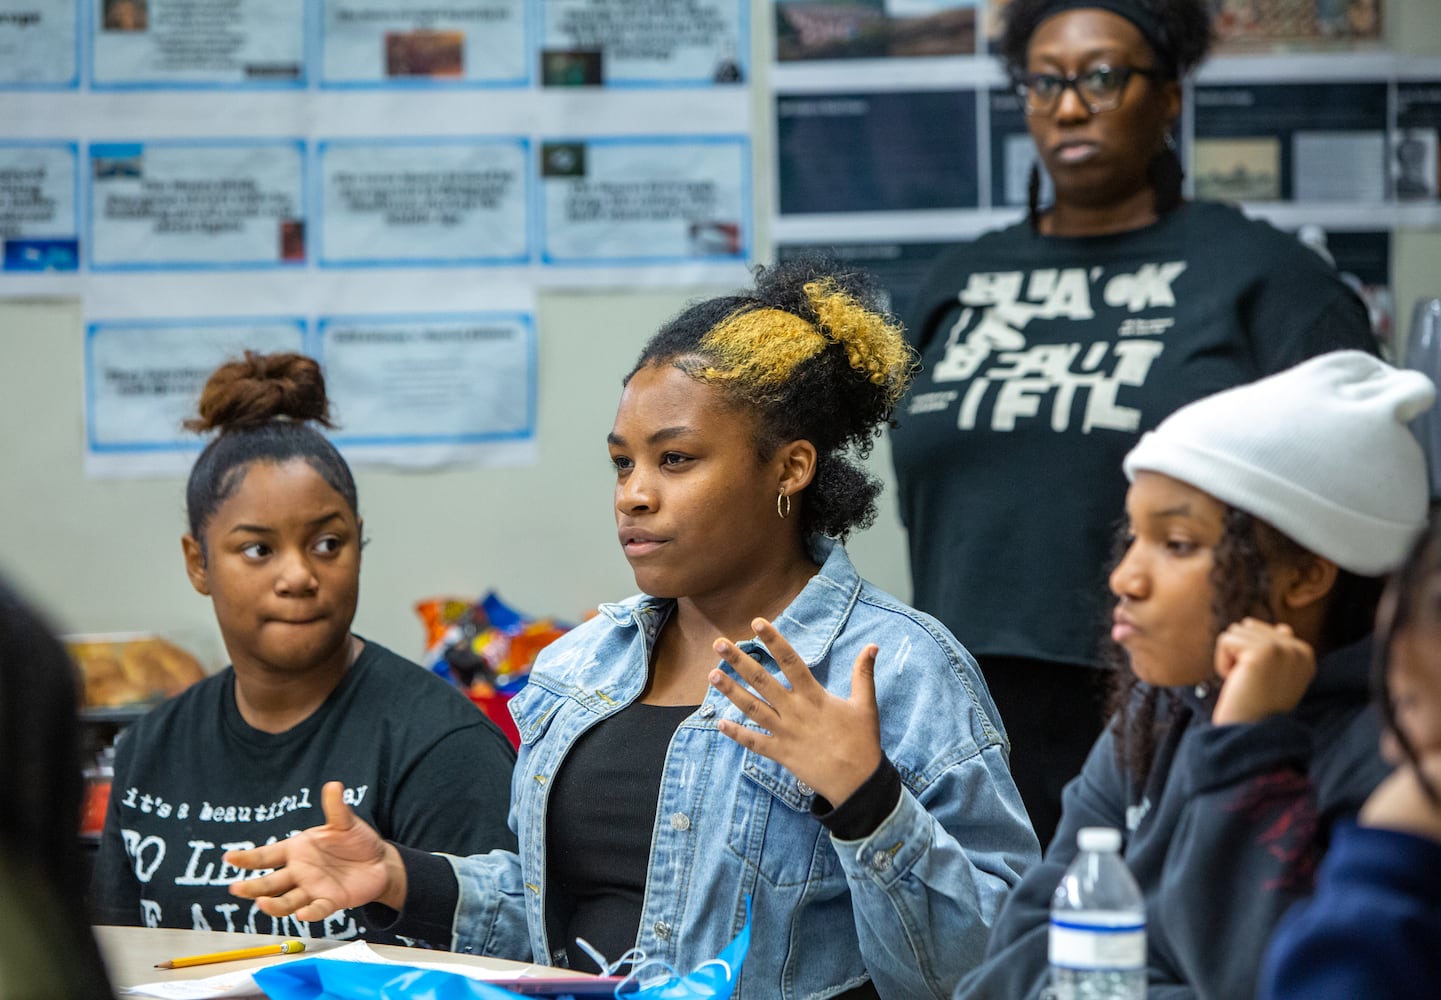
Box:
[959,350,1435,999]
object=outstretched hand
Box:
[1211,618,1317,726]
[709,617,882,806]
[224,781,405,919]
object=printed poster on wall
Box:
[81,277,540,477]
[1,0,751,475]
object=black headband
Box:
[1033,0,1176,76]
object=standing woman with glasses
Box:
[890,0,1378,849]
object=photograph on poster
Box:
[321,0,525,86]
[776,0,976,60]
[385,31,464,77]
[542,0,745,84]
[0,0,78,86]
[1397,81,1441,202]
[1193,81,1387,201]
[101,0,145,31]
[540,48,603,85]
[1394,128,1438,201]
[92,0,303,87]
[540,135,749,263]
[1193,136,1281,201]
[0,143,79,271]
[1208,0,1382,51]
[777,90,978,213]
[985,0,1384,52]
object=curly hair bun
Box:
[184,351,333,434]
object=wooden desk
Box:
[94,925,585,992]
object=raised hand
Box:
[224,781,406,919]
[709,617,883,806]
[1211,618,1317,726]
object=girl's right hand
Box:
[224,780,407,918]
[1211,618,1316,726]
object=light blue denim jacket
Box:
[439,538,1039,999]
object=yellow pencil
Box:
[154,939,306,969]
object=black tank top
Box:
[547,701,696,973]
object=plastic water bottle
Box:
[1048,826,1145,1000]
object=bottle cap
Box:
[1076,826,1122,852]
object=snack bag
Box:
[415,592,574,748]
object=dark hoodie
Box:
[957,636,1388,1000]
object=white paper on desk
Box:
[120,940,535,999]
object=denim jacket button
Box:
[654,920,672,939]
[670,811,691,831]
[698,703,716,719]
[796,780,813,796]
[869,850,892,872]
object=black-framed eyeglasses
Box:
[1015,64,1161,116]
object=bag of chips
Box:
[415,592,574,748]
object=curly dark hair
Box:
[184,351,358,549]
[1104,506,1384,784]
[1371,507,1441,807]
[999,0,1215,80]
[626,256,915,541]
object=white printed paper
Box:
[92,0,305,88]
[0,0,78,87]
[317,138,529,265]
[541,0,746,86]
[0,141,79,271]
[540,135,749,263]
[318,312,536,455]
[120,940,542,999]
[88,140,306,270]
[84,317,307,476]
[320,0,528,87]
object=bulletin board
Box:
[0,0,752,475]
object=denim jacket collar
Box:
[590,534,857,677]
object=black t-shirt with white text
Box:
[90,639,516,944]
[891,201,1377,668]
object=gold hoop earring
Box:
[777,491,791,519]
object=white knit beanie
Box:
[1123,351,1436,576]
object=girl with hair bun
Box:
[90,351,518,944]
[226,262,1039,999]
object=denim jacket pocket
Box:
[509,674,575,747]
[727,745,839,888]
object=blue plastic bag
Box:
[253,900,750,1000]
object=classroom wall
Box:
[1,2,1438,670]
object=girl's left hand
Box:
[1211,618,1317,726]
[709,617,882,806]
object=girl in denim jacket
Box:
[227,258,1040,999]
